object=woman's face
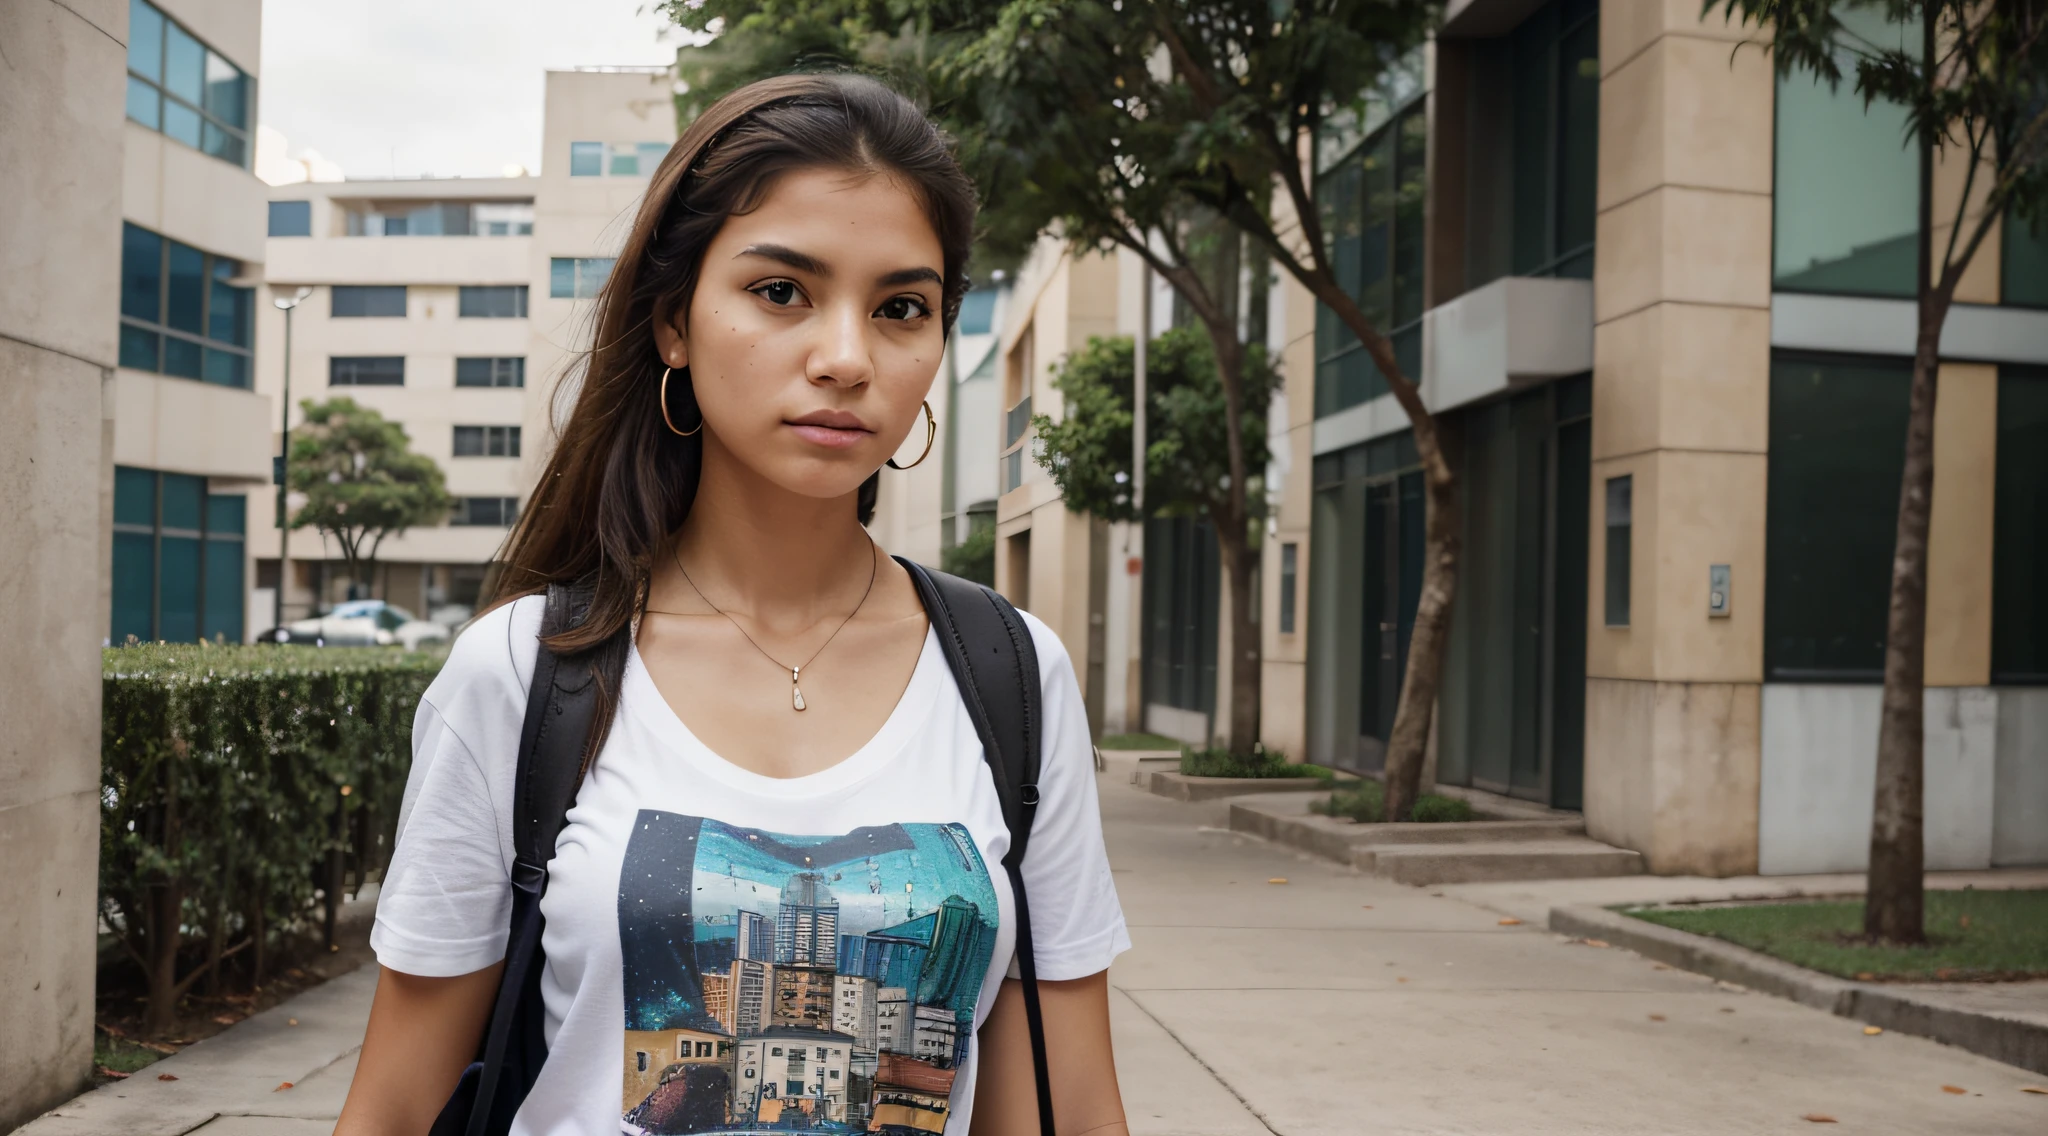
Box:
[655,166,947,501]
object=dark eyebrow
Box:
[735,244,831,276]
[879,266,943,288]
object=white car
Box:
[278,600,450,650]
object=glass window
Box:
[331,285,407,317]
[1314,101,1427,418]
[550,257,614,299]
[269,200,312,237]
[458,285,528,318]
[126,2,250,168]
[118,222,251,387]
[1764,353,1911,679]
[128,0,163,81]
[329,356,405,386]
[569,141,604,177]
[1773,10,1917,297]
[472,202,534,236]
[110,467,246,642]
[2005,209,2048,309]
[1279,542,1298,634]
[608,143,641,176]
[455,357,525,387]
[956,290,997,335]
[451,496,519,526]
[1993,367,2048,681]
[1603,476,1631,626]
[637,141,670,172]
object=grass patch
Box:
[1628,888,2048,981]
[1097,732,1186,751]
[1310,780,1476,823]
[94,1030,166,1078]
[1177,747,1329,779]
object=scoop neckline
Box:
[620,625,943,798]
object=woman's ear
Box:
[651,306,689,370]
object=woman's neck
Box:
[662,435,877,621]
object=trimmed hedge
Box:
[101,644,440,1033]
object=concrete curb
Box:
[1145,770,1351,802]
[1549,904,2048,1076]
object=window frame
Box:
[124,0,252,169]
[330,285,408,318]
[268,200,312,237]
[454,356,526,388]
[1603,475,1632,628]
[118,221,253,388]
[452,424,521,458]
[457,285,529,319]
[549,257,616,300]
[328,356,405,387]
[110,466,246,643]
[1312,97,1429,419]
[450,496,520,527]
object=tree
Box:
[1710,0,2047,943]
[1033,328,1277,534]
[287,398,452,602]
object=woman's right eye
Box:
[752,280,800,306]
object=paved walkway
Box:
[22,763,2047,1134]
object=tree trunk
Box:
[1866,300,1944,945]
[1383,419,1462,822]
[144,881,183,1036]
[1213,515,1261,756]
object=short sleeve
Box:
[369,597,542,977]
[1011,613,1132,982]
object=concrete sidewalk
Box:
[22,763,2048,1134]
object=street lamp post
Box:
[272,287,313,636]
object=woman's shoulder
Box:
[424,594,547,730]
[1014,608,1078,695]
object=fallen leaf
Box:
[96,1067,130,1080]
[1649,1014,1667,1022]
[2019,1086,2048,1095]
[287,968,307,979]
[1584,939,1611,949]
[1958,914,1971,929]
[1361,905,1373,909]
[1864,1026,1884,1036]
[1802,1114,1837,1124]
[1936,968,1957,980]
[1942,1085,1966,1095]
[1721,1008,1736,1014]
[1267,877,1288,885]
[275,1082,294,1092]
[1397,977,1408,983]
[1856,972,1876,981]
[1498,917,1523,926]
[212,1015,236,1026]
[287,1019,298,1027]
[157,1074,178,1082]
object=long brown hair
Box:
[490,73,977,760]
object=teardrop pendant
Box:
[791,666,806,712]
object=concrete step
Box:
[1360,838,1646,886]
[1345,818,1586,846]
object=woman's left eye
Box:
[752,280,802,306]
[876,296,931,322]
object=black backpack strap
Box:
[897,557,1054,1136]
[446,583,602,1136]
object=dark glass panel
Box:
[1992,368,2048,680]
[114,466,157,527]
[163,99,202,147]
[1555,13,1600,259]
[128,0,164,81]
[160,472,204,531]
[126,76,161,129]
[121,223,163,322]
[2005,209,2048,308]
[165,241,205,333]
[1764,354,1911,678]
[203,537,244,643]
[162,336,202,378]
[206,493,246,535]
[202,348,247,388]
[1392,109,1428,327]
[269,201,312,237]
[118,325,160,371]
[203,51,245,127]
[112,530,156,642]
[158,536,200,642]
[163,21,203,103]
[209,278,250,345]
[1604,475,1631,626]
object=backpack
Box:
[431,558,1056,1135]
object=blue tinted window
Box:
[550,257,613,299]
[207,493,246,535]
[332,285,407,317]
[163,100,201,148]
[166,242,205,334]
[121,223,162,321]
[570,141,603,176]
[269,200,312,237]
[203,536,244,643]
[128,0,164,82]
[608,144,638,176]
[111,531,156,642]
[161,473,205,532]
[209,275,249,345]
[158,536,201,642]
[202,348,246,388]
[163,336,202,378]
[637,142,669,172]
[164,21,204,104]
[956,290,996,335]
[119,325,159,371]
[203,51,244,128]
[114,466,156,527]
[126,76,161,129]
[2006,210,2048,308]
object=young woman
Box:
[336,75,1132,1135]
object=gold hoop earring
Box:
[660,366,702,437]
[888,400,936,470]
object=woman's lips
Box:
[787,422,871,449]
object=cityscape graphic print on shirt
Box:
[618,811,999,1134]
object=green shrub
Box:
[941,525,996,587]
[1178,746,1316,779]
[101,644,440,1034]
[1312,780,1475,823]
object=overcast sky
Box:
[259,0,692,180]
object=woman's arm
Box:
[333,963,502,1135]
[971,972,1128,1136]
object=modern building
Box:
[732,1027,859,1123]
[253,66,677,625]
[833,974,881,1051]
[981,0,2048,877]
[772,871,840,967]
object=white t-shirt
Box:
[372,594,1130,1135]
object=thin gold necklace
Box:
[668,540,879,712]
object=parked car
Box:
[273,600,450,649]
